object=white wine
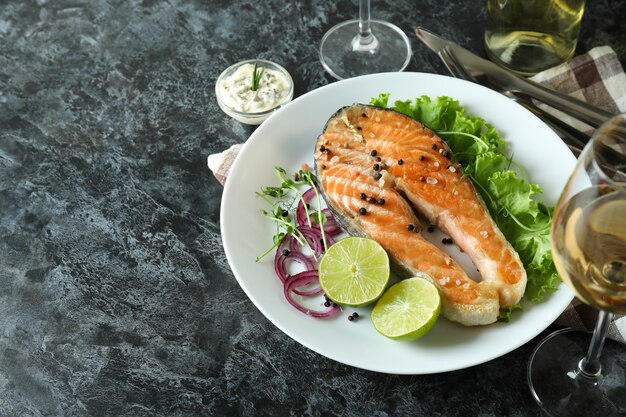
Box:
[552,187,626,312]
[484,0,585,75]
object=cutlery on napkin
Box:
[207,47,626,344]
[415,27,616,130]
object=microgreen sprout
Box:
[276,167,330,253]
[255,166,329,261]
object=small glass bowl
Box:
[215,59,294,125]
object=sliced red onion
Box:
[319,208,342,235]
[294,225,323,256]
[274,235,315,283]
[292,284,323,297]
[272,191,344,318]
[296,188,342,235]
[288,268,323,297]
[284,271,340,318]
[296,188,316,226]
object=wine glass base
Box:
[527,328,626,417]
[319,19,411,80]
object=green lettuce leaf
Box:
[370,94,560,303]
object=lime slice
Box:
[319,237,390,307]
[371,275,441,341]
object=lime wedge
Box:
[371,275,441,341]
[319,237,390,307]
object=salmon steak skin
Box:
[313,104,527,326]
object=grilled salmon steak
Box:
[314,104,527,326]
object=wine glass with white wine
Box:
[319,0,411,80]
[527,114,626,416]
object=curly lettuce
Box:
[370,94,561,306]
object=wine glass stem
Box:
[579,309,613,377]
[358,0,372,38]
[353,0,378,51]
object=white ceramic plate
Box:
[220,72,575,375]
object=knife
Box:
[415,27,614,128]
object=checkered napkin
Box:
[208,46,626,343]
[530,46,626,134]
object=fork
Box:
[438,46,589,156]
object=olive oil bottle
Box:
[484,0,585,76]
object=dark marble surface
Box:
[1,0,625,416]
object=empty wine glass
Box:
[527,114,626,416]
[319,0,412,80]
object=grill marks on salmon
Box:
[314,104,527,326]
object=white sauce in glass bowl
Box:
[217,63,291,113]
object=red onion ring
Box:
[319,208,342,235]
[296,188,342,235]
[284,271,340,318]
[296,188,316,226]
[289,225,337,258]
[271,188,345,318]
[274,235,315,284]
